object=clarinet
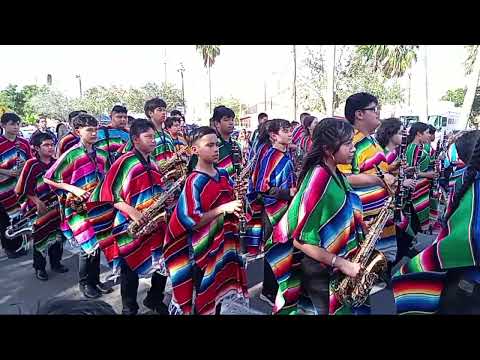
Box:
[231,141,248,253]
[394,129,408,222]
[404,143,423,216]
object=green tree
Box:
[0,84,46,118]
[211,96,247,125]
[356,45,419,78]
[27,87,72,121]
[441,88,466,107]
[196,45,221,113]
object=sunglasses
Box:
[361,106,380,113]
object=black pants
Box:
[438,270,480,315]
[78,249,100,287]
[33,241,63,270]
[0,206,24,253]
[120,262,167,315]
[300,255,330,314]
[395,225,415,264]
[261,212,279,298]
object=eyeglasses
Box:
[361,106,380,113]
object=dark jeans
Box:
[78,249,100,287]
[0,206,24,253]
[261,211,279,298]
[395,225,415,264]
[300,255,330,314]
[438,270,480,315]
[33,241,63,270]
[120,262,167,315]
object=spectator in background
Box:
[31,115,57,145]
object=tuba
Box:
[127,175,186,238]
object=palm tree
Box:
[195,45,221,113]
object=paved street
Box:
[0,233,436,315]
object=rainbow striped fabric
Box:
[338,129,396,262]
[265,165,368,315]
[56,132,80,158]
[89,151,166,276]
[15,158,61,255]
[406,143,432,231]
[123,128,175,167]
[96,126,130,163]
[299,135,313,154]
[189,135,241,177]
[392,172,480,314]
[0,135,32,218]
[291,124,304,145]
[163,168,248,315]
[245,147,296,255]
[45,143,112,254]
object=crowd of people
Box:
[0,91,479,315]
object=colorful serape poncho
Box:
[15,158,61,255]
[338,129,396,262]
[45,143,112,255]
[299,135,313,154]
[0,135,32,218]
[96,126,130,165]
[189,135,241,177]
[392,172,480,314]
[56,131,80,158]
[163,168,248,315]
[291,124,304,145]
[89,151,166,276]
[265,165,368,315]
[123,127,175,167]
[244,146,296,255]
[406,143,432,232]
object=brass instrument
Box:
[127,175,186,238]
[65,192,89,214]
[159,146,190,182]
[331,197,393,308]
[394,129,409,222]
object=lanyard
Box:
[134,148,159,196]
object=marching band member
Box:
[0,112,32,259]
[44,113,113,299]
[248,112,268,161]
[265,117,367,315]
[96,105,130,165]
[189,106,241,177]
[56,110,85,158]
[392,132,480,314]
[164,116,186,149]
[298,115,319,154]
[405,122,436,234]
[163,126,248,315]
[338,93,397,275]
[245,119,297,306]
[90,119,170,315]
[15,132,67,281]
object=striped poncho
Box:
[163,168,248,315]
[0,135,32,218]
[392,171,480,314]
[56,131,80,158]
[406,143,432,232]
[244,146,296,255]
[338,129,396,262]
[123,127,175,167]
[15,158,61,255]
[265,165,367,315]
[299,135,313,154]
[189,135,242,177]
[45,143,112,254]
[89,151,166,276]
[96,126,130,165]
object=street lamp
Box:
[177,63,186,114]
[75,75,82,98]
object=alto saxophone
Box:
[331,197,393,308]
[127,175,186,238]
[159,146,190,182]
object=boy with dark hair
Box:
[91,118,171,314]
[188,106,242,177]
[0,112,32,258]
[56,110,86,157]
[96,105,130,165]
[122,98,176,167]
[45,113,113,299]
[338,92,398,275]
[16,132,67,280]
[164,126,248,315]
[31,115,57,145]
[164,116,185,148]
[248,112,268,160]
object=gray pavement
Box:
[0,232,436,315]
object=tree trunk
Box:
[293,45,297,120]
[325,45,336,116]
[421,45,429,123]
[460,47,480,130]
[208,65,212,114]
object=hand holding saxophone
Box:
[219,200,242,218]
[335,257,361,278]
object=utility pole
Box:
[264,81,267,111]
[178,63,186,114]
[293,45,297,120]
[163,48,167,85]
[424,45,429,122]
[76,75,82,98]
